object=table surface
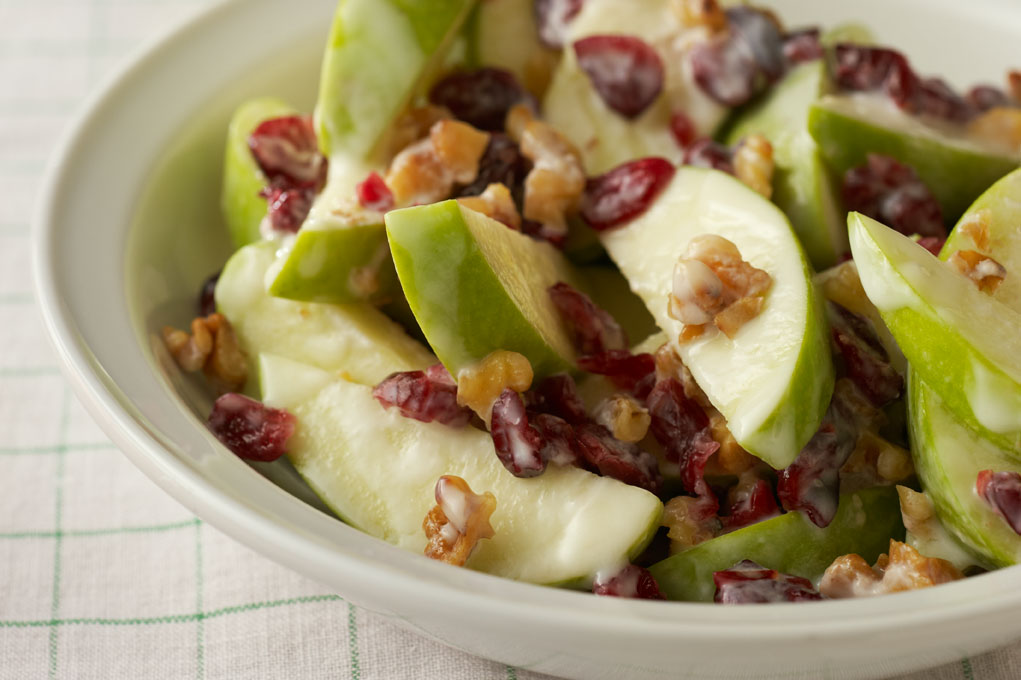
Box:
[2,1,1019,678]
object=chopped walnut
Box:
[383,104,451,161]
[162,313,247,393]
[457,182,522,230]
[957,209,992,251]
[733,134,774,199]
[947,249,1007,294]
[704,409,759,477]
[430,120,492,184]
[840,430,912,493]
[669,234,772,340]
[423,475,497,566]
[967,106,1021,150]
[510,104,586,240]
[820,540,962,598]
[897,486,936,538]
[670,0,728,32]
[594,393,651,442]
[386,120,491,206]
[663,495,721,553]
[456,350,534,423]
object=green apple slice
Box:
[648,486,904,602]
[467,0,545,87]
[259,358,662,585]
[221,97,298,249]
[386,200,583,378]
[581,265,659,347]
[542,0,726,175]
[909,373,1021,568]
[724,60,846,270]
[600,167,834,469]
[849,211,1021,452]
[314,0,476,161]
[215,241,434,391]
[809,93,1021,221]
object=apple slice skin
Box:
[222,97,297,249]
[909,373,1021,568]
[849,211,1021,453]
[315,0,476,160]
[724,61,846,270]
[386,200,581,379]
[648,486,904,602]
[215,241,434,391]
[808,94,1021,222]
[600,167,833,469]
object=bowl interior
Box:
[35,0,1021,678]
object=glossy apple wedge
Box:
[600,167,834,469]
[258,355,663,585]
[725,60,846,270]
[314,0,476,160]
[215,241,434,391]
[221,96,298,248]
[648,486,903,602]
[849,211,1021,452]
[809,94,1021,221]
[909,373,1021,568]
[467,0,546,91]
[386,200,583,379]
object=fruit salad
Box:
[161,0,1021,603]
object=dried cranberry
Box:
[669,111,697,149]
[832,44,920,112]
[573,35,664,119]
[916,235,946,256]
[248,115,326,187]
[828,303,903,407]
[491,389,546,477]
[782,28,823,65]
[917,77,971,123]
[593,565,665,599]
[208,393,296,462]
[197,271,220,317]
[534,0,584,49]
[372,366,473,428]
[574,423,661,493]
[842,154,945,239]
[777,397,858,528]
[260,185,315,234]
[526,374,588,425]
[576,351,656,393]
[455,133,532,208]
[682,138,735,175]
[977,470,1021,535]
[580,157,676,231]
[713,560,823,603]
[548,282,628,356]
[429,68,531,132]
[530,412,583,467]
[726,7,785,82]
[966,85,1010,114]
[645,378,719,501]
[356,172,395,212]
[722,478,780,531]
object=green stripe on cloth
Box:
[48,388,71,679]
[348,602,361,680]
[0,518,200,539]
[962,657,975,680]
[195,521,205,680]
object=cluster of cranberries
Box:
[713,560,823,603]
[247,116,328,234]
[841,154,946,241]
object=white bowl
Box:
[33,1,1021,678]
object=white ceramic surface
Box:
[32,1,1021,678]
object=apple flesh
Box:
[809,93,1021,222]
[467,0,546,90]
[724,60,846,270]
[849,211,1021,453]
[215,241,434,391]
[386,200,584,379]
[648,486,903,602]
[600,167,834,469]
[259,355,663,585]
[221,97,299,249]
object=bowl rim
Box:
[30,0,1021,653]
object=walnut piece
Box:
[947,249,1007,294]
[386,120,491,207]
[967,106,1021,150]
[704,409,759,477]
[957,209,992,251]
[663,495,721,553]
[457,182,522,230]
[162,313,247,393]
[733,134,774,199]
[671,0,728,32]
[456,350,534,423]
[669,234,772,340]
[430,120,492,185]
[819,540,963,599]
[423,475,497,566]
[383,104,451,161]
[594,393,651,442]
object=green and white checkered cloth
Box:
[1,1,1019,678]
